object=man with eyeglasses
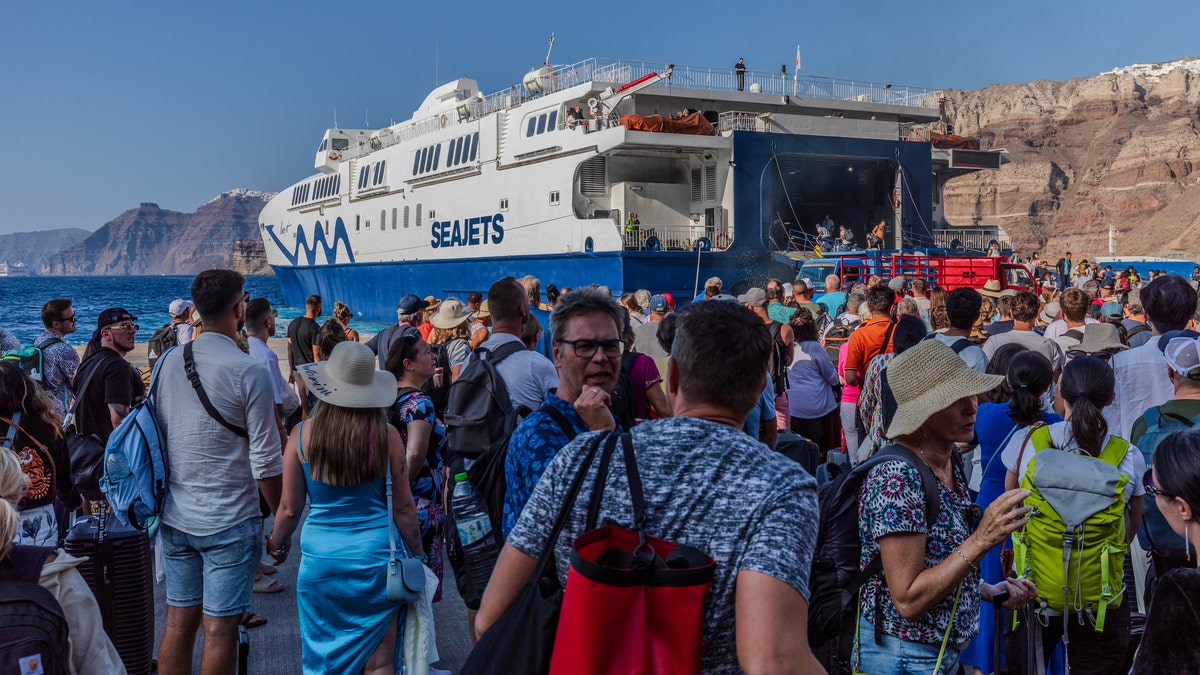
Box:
[34,298,82,414]
[71,307,145,448]
[501,287,619,538]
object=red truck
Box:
[797,253,1034,293]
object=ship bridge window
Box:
[470,132,478,161]
[319,139,328,152]
[332,138,349,151]
[525,112,558,137]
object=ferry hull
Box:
[271,249,792,323]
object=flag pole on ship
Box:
[793,45,801,96]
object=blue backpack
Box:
[99,348,170,532]
[1133,407,1198,561]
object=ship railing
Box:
[370,58,942,151]
[932,227,1012,252]
[718,111,771,133]
[621,224,733,252]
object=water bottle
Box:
[106,451,131,482]
[451,472,500,596]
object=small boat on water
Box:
[259,41,1004,321]
[0,261,30,277]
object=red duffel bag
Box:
[549,432,715,675]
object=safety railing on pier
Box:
[621,225,733,252]
[370,58,942,153]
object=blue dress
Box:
[297,431,403,674]
[962,402,1062,673]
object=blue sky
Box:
[1,0,1196,235]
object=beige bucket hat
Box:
[886,339,1004,438]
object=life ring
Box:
[714,233,732,250]
[693,237,712,252]
[329,153,341,161]
[643,236,661,251]
[439,114,447,129]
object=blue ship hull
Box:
[271,249,793,323]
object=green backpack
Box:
[1011,425,1129,632]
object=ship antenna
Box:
[435,41,439,85]
[544,33,555,65]
[333,106,338,130]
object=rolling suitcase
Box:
[63,512,155,675]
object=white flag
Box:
[795,45,802,70]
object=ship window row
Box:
[446,132,479,168]
[525,111,558,137]
[413,144,442,176]
[358,160,388,190]
[292,175,341,206]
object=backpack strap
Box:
[0,545,55,584]
[395,387,421,402]
[0,412,47,453]
[1014,422,1049,478]
[538,404,578,442]
[1097,435,1130,468]
[34,337,62,350]
[873,320,897,361]
[1063,328,1085,342]
[1126,324,1150,338]
[68,352,108,417]
[184,342,248,438]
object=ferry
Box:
[259,44,1003,321]
[0,261,30,277]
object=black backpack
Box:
[807,445,950,672]
[824,321,860,364]
[422,342,454,414]
[0,546,70,675]
[443,340,529,459]
[608,351,639,430]
[147,323,177,368]
[767,322,790,398]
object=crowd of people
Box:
[2,261,1200,675]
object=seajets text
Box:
[430,214,505,249]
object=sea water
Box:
[0,275,385,346]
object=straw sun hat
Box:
[885,339,1004,438]
[297,342,397,408]
[430,298,473,330]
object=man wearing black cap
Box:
[365,293,428,369]
[70,308,145,446]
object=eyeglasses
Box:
[556,338,624,359]
[1068,350,1114,363]
[107,323,139,332]
[55,314,76,323]
[1144,469,1173,499]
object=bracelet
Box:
[956,549,977,571]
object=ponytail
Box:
[1007,351,1054,427]
[1059,355,1115,456]
[0,450,29,559]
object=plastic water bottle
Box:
[451,473,500,596]
[105,451,130,482]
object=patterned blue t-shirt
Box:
[502,390,590,537]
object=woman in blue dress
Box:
[962,349,1062,675]
[269,342,425,675]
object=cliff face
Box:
[941,59,1200,258]
[232,238,271,275]
[0,228,90,270]
[43,190,274,276]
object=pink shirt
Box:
[838,342,859,403]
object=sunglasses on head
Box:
[1143,468,1173,499]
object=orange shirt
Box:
[844,317,895,373]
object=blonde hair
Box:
[334,301,352,325]
[0,450,29,559]
[429,324,469,345]
[305,402,391,487]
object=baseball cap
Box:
[1162,335,1200,380]
[711,293,741,303]
[887,276,907,292]
[97,308,137,330]
[169,298,193,317]
[1099,301,1123,320]
[737,287,767,307]
[397,294,429,315]
[648,295,669,313]
[1158,329,1200,355]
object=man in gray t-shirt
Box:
[478,301,822,672]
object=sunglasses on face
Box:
[106,323,139,332]
[55,314,77,323]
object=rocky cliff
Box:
[0,228,90,270]
[232,238,271,275]
[42,189,275,276]
[941,58,1200,258]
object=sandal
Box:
[240,612,268,629]
[253,575,284,594]
[258,562,277,576]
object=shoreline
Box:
[79,335,376,373]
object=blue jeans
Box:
[161,519,261,617]
[854,616,963,675]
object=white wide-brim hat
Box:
[297,342,397,409]
[886,339,1004,438]
[430,297,472,330]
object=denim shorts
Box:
[854,616,963,675]
[161,520,262,617]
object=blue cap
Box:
[397,294,429,314]
[648,295,669,313]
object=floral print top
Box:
[858,457,980,645]
[857,353,894,461]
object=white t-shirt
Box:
[1000,421,1145,501]
[930,333,988,373]
[1043,316,1097,341]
